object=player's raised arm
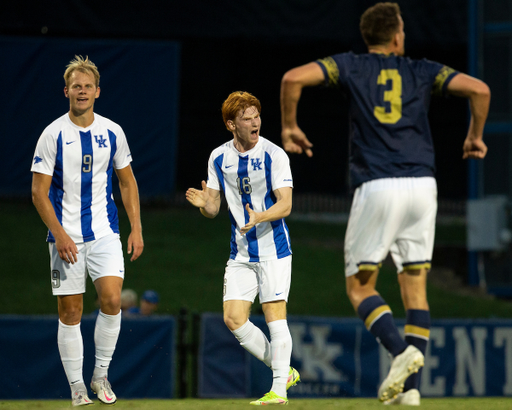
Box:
[446,73,491,160]
[186,180,221,219]
[280,62,324,157]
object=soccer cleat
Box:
[91,376,117,405]
[383,388,421,406]
[71,390,93,407]
[378,346,424,402]
[286,367,300,390]
[250,391,288,405]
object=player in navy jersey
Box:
[31,56,144,407]
[186,91,300,405]
[280,2,489,405]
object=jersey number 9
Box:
[374,69,402,124]
[82,154,92,173]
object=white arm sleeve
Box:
[30,131,56,176]
[112,127,133,170]
[271,149,293,191]
[206,151,221,191]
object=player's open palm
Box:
[282,125,313,157]
[241,204,259,235]
[186,180,210,208]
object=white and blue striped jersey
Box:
[31,113,132,243]
[206,136,293,262]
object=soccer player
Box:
[31,55,144,407]
[280,2,489,405]
[186,91,300,405]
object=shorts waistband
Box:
[359,177,437,193]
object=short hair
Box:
[121,289,137,306]
[63,55,100,87]
[221,91,262,131]
[360,2,401,47]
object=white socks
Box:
[231,319,292,398]
[268,319,292,397]
[232,320,272,367]
[92,310,121,380]
[58,311,121,389]
[58,320,84,391]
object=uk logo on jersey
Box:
[251,158,262,171]
[94,135,108,148]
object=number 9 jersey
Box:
[206,137,293,263]
[31,113,133,243]
[316,52,459,189]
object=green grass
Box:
[1,398,511,409]
[1,200,511,318]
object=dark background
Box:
[1,0,471,198]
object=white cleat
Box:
[383,388,421,406]
[378,346,424,402]
[91,376,117,405]
[71,389,93,407]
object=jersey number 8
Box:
[374,69,402,124]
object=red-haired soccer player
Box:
[186,91,300,405]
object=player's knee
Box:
[99,293,121,314]
[224,313,246,331]
[346,285,362,305]
[59,307,83,325]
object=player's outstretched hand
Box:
[186,181,209,208]
[282,125,313,157]
[463,137,488,159]
[241,203,259,235]
[127,230,144,262]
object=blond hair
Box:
[63,55,100,87]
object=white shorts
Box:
[223,255,292,304]
[344,177,437,276]
[49,233,124,295]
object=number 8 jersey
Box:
[316,52,459,189]
[31,113,133,243]
[206,137,293,262]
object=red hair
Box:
[221,91,262,131]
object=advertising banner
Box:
[199,313,512,398]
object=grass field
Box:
[1,200,511,318]
[1,398,512,409]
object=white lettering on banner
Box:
[421,327,446,396]
[494,328,512,395]
[289,323,345,382]
[453,327,487,396]
[293,382,342,395]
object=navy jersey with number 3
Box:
[316,52,458,188]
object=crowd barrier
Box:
[199,313,512,398]
[3,313,511,400]
[0,315,175,399]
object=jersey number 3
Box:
[374,69,402,124]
